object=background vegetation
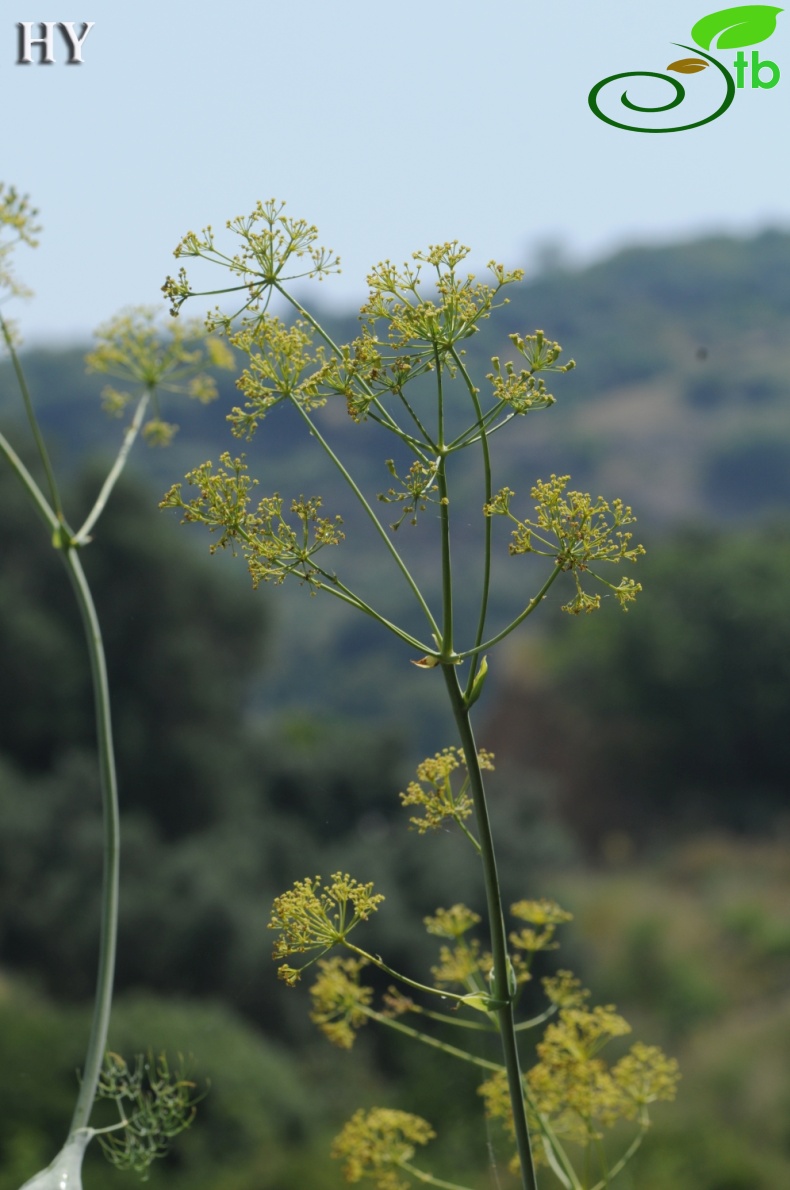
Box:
[2,226,790,1188]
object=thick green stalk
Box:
[371,978,578,1189]
[442,666,538,1190]
[437,453,453,654]
[0,427,121,1138]
[434,347,455,659]
[62,547,120,1134]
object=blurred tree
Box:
[0,981,355,1190]
[484,526,790,848]
[0,459,268,837]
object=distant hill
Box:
[3,227,789,727]
[6,226,790,518]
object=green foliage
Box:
[0,462,268,839]
[505,526,790,844]
[540,837,790,1190]
[0,984,349,1190]
[7,187,790,1189]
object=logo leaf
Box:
[667,57,710,71]
[691,4,783,50]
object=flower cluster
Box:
[331,1107,436,1190]
[0,184,40,302]
[161,453,344,591]
[86,307,233,445]
[509,898,574,956]
[377,457,440,530]
[423,904,482,940]
[528,1006,678,1146]
[95,1052,200,1177]
[162,199,340,323]
[309,956,374,1049]
[430,930,488,991]
[399,747,492,835]
[487,330,575,415]
[479,988,680,1167]
[268,873,385,984]
[225,315,326,438]
[317,329,417,422]
[361,243,523,356]
[485,475,645,613]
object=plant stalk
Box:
[442,665,538,1190]
[62,547,120,1134]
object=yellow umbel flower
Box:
[331,1107,436,1190]
[268,873,384,983]
[309,957,374,1050]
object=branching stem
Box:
[442,666,538,1190]
[287,397,440,637]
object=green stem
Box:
[64,546,120,1134]
[451,349,493,698]
[456,817,482,853]
[0,361,121,1138]
[523,1085,582,1190]
[365,405,435,455]
[365,1008,502,1072]
[0,313,64,518]
[442,666,538,1190]
[399,1159,475,1190]
[74,392,149,545]
[403,1004,495,1032]
[275,284,408,439]
[287,398,440,637]
[588,1117,647,1190]
[395,386,438,451]
[434,348,454,659]
[0,427,59,535]
[514,1004,558,1032]
[316,571,433,653]
[446,402,512,452]
[456,565,565,660]
[344,942,478,1009]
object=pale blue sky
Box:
[3,0,787,344]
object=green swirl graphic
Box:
[588,44,736,132]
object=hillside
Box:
[3,225,789,732]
